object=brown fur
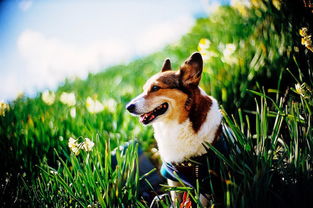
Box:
[142,72,212,132]
[142,74,189,124]
[140,52,211,132]
[188,88,212,132]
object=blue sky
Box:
[0,0,229,101]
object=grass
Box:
[28,137,141,207]
[1,0,313,207]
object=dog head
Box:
[126,52,204,126]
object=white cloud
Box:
[16,29,132,90]
[1,15,195,101]
[135,16,194,54]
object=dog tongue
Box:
[140,112,153,123]
[140,111,158,124]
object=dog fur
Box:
[126,52,222,206]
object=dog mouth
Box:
[140,103,168,125]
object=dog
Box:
[126,52,226,207]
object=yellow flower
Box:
[272,0,281,10]
[83,138,95,152]
[42,90,55,105]
[225,180,233,185]
[86,97,104,113]
[299,27,313,52]
[301,36,313,48]
[198,38,211,51]
[299,27,309,37]
[60,92,76,106]
[0,101,10,116]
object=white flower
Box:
[223,43,236,57]
[198,38,211,51]
[121,85,134,95]
[70,107,76,118]
[86,97,104,113]
[68,137,78,149]
[198,38,218,62]
[83,138,95,152]
[60,92,76,106]
[42,91,55,105]
[200,51,218,62]
[50,170,58,175]
[68,137,80,155]
[68,137,95,155]
[103,98,116,113]
[295,83,311,98]
[221,43,238,65]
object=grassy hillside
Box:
[1,1,313,207]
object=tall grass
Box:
[27,136,142,207]
[217,84,313,207]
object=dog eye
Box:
[151,85,160,92]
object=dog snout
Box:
[126,103,136,113]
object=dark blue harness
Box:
[160,124,229,196]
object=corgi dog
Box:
[126,52,224,207]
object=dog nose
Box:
[126,103,136,113]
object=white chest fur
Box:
[152,96,222,163]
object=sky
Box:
[0,0,228,101]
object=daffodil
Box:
[0,101,10,116]
[299,27,313,52]
[42,90,55,105]
[68,137,80,155]
[200,51,218,62]
[103,98,117,113]
[221,43,238,65]
[68,137,95,155]
[83,138,95,152]
[198,38,211,51]
[295,83,311,99]
[272,0,281,10]
[231,0,250,17]
[301,36,313,51]
[198,38,218,62]
[50,170,58,175]
[86,97,104,113]
[60,92,76,106]
[300,27,309,37]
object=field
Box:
[1,1,313,207]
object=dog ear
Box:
[161,58,172,72]
[179,52,203,87]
